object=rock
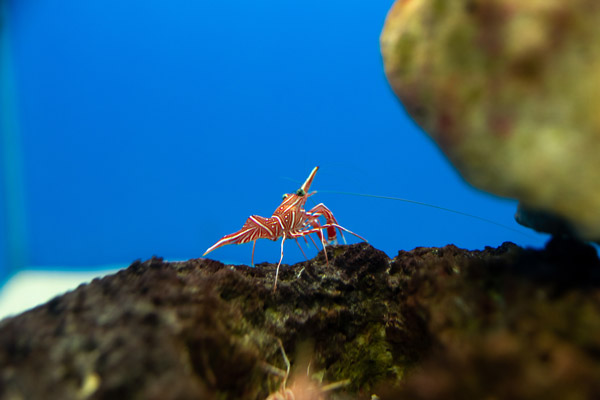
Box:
[1,241,600,399]
[380,0,600,241]
[378,237,600,400]
[514,203,580,238]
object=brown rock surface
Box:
[1,241,600,399]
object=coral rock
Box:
[2,242,600,399]
[380,0,600,241]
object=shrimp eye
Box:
[282,194,288,200]
[296,188,305,196]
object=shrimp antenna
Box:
[320,190,536,239]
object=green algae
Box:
[330,323,396,392]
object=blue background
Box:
[1,0,548,284]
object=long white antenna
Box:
[320,190,535,239]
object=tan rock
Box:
[380,0,600,240]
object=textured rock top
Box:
[1,241,600,399]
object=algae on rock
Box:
[1,241,600,399]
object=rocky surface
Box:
[380,0,600,241]
[1,240,600,399]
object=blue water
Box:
[1,0,548,284]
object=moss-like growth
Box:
[1,239,600,399]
